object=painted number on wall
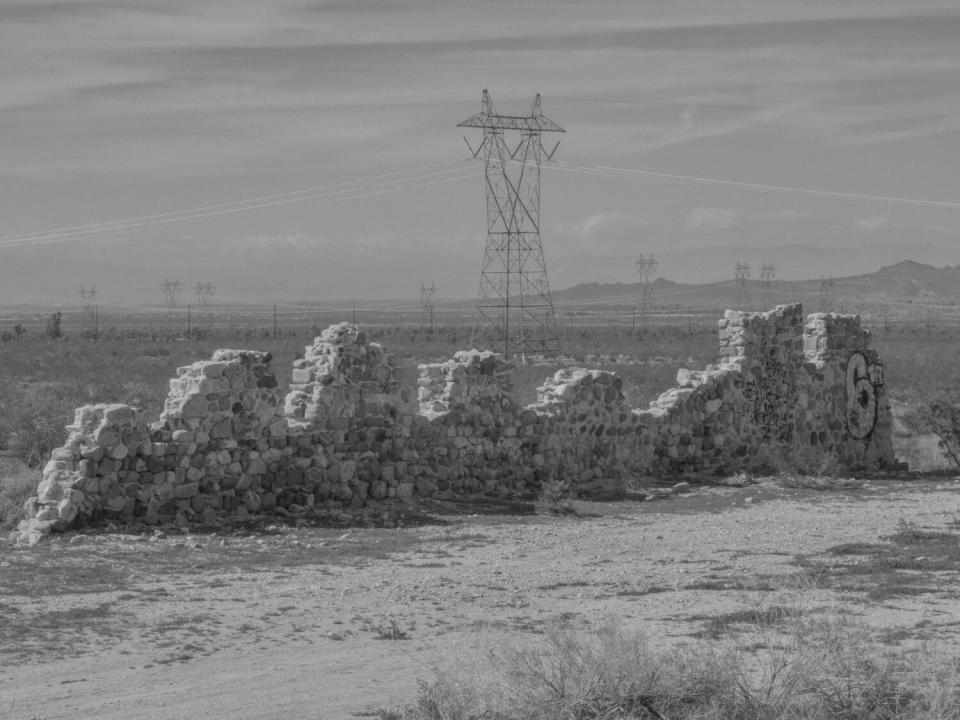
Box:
[846,351,883,439]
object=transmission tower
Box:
[194,282,216,310]
[819,276,834,312]
[734,262,751,308]
[420,281,437,332]
[458,90,564,359]
[759,263,776,308]
[79,284,97,317]
[634,253,658,328]
[160,278,183,313]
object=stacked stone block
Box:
[284,322,397,428]
[528,368,632,487]
[416,350,526,495]
[14,304,897,544]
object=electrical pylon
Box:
[819,276,834,312]
[635,253,658,325]
[194,282,215,310]
[759,263,776,308]
[734,262,751,309]
[160,278,183,314]
[79,284,97,317]
[458,90,564,359]
[420,281,436,331]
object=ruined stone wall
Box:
[15,306,896,543]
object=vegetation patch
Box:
[0,457,39,531]
[0,600,137,662]
[381,615,960,720]
[795,520,960,601]
[688,604,801,640]
[684,576,778,592]
[375,619,413,641]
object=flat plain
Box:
[3,477,960,718]
[2,310,960,718]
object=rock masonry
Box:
[14,306,895,544]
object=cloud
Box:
[235,234,327,250]
[561,212,650,256]
[686,207,742,230]
[857,217,888,231]
[571,211,646,237]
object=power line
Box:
[0,162,477,249]
[548,160,960,210]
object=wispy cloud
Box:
[1,0,959,301]
[687,207,741,231]
[857,217,888,231]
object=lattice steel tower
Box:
[458,90,564,359]
[734,262,751,308]
[759,263,776,308]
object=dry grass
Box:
[382,612,960,720]
[793,518,960,602]
[0,457,39,531]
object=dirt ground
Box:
[3,476,960,720]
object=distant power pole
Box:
[420,282,437,332]
[734,262,751,309]
[819,276,834,313]
[459,89,563,359]
[79,284,97,318]
[635,253,658,326]
[194,282,215,311]
[160,278,183,318]
[759,263,776,308]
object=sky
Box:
[1,0,959,304]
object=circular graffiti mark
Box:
[846,351,878,439]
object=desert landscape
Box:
[3,473,960,718]
[4,1,960,717]
[2,308,960,718]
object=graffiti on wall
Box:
[846,351,883,439]
[742,354,794,442]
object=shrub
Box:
[756,443,853,490]
[45,311,62,340]
[385,614,960,720]
[535,477,575,515]
[0,458,39,531]
[2,383,79,468]
[902,392,960,469]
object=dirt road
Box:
[3,478,960,719]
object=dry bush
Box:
[754,444,863,491]
[900,392,960,471]
[384,612,960,720]
[0,458,39,531]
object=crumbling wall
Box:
[14,304,895,544]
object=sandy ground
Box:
[3,477,960,720]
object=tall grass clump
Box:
[0,458,39,531]
[901,391,960,470]
[384,615,960,720]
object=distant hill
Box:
[552,260,960,314]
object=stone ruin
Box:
[13,304,895,544]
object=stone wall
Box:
[14,305,895,544]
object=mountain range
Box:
[552,260,960,319]
[0,240,958,314]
